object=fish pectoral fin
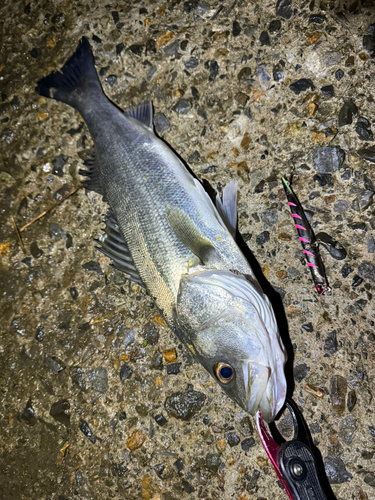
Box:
[124,100,153,131]
[215,181,238,238]
[95,209,145,288]
[165,205,215,264]
[79,156,105,197]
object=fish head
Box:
[176,270,287,423]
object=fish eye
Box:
[214,362,235,383]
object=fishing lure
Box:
[281,178,331,295]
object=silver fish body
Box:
[36,38,287,422]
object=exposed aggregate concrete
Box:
[1,1,375,499]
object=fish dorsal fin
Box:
[165,205,215,265]
[95,209,145,288]
[79,157,104,197]
[215,181,238,238]
[124,100,153,130]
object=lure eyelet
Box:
[214,362,235,383]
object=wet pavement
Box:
[1,1,375,499]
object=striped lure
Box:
[281,177,331,295]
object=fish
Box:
[36,37,287,423]
[281,177,331,295]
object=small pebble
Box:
[269,19,281,32]
[309,14,326,24]
[150,350,163,370]
[313,146,345,173]
[172,99,191,115]
[357,145,375,163]
[167,362,181,375]
[324,330,338,356]
[294,363,310,382]
[30,241,43,258]
[142,323,159,345]
[92,35,102,45]
[209,60,219,81]
[330,375,347,415]
[367,237,375,253]
[87,367,108,393]
[363,23,375,53]
[323,52,341,67]
[259,31,270,46]
[352,274,363,288]
[335,69,344,80]
[164,387,206,420]
[232,20,241,37]
[79,419,96,443]
[82,261,103,277]
[241,437,256,452]
[128,44,143,56]
[289,78,315,95]
[313,173,333,187]
[358,261,375,281]
[321,85,335,98]
[225,431,240,447]
[52,154,67,177]
[324,455,352,484]
[127,430,146,451]
[119,362,133,381]
[355,116,373,141]
[71,367,87,391]
[35,326,45,341]
[273,64,284,81]
[50,399,70,426]
[347,389,357,412]
[338,99,358,126]
[163,40,180,57]
[44,355,65,373]
[256,231,270,246]
[184,57,199,70]
[154,414,168,426]
[21,400,38,426]
[163,349,177,363]
[183,0,199,14]
[276,0,292,19]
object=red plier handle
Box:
[256,399,329,500]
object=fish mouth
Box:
[243,362,270,416]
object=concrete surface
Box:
[1,1,375,499]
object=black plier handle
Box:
[256,398,328,500]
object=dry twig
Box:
[11,216,26,254]
[20,184,83,232]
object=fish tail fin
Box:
[35,37,102,108]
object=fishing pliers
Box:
[256,398,329,500]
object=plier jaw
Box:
[256,399,328,500]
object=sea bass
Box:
[36,38,287,422]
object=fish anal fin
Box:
[124,100,153,130]
[215,181,238,238]
[165,205,214,264]
[96,209,145,288]
[79,157,104,196]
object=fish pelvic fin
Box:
[95,209,145,288]
[215,181,238,238]
[124,100,153,131]
[35,37,102,108]
[165,205,215,265]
